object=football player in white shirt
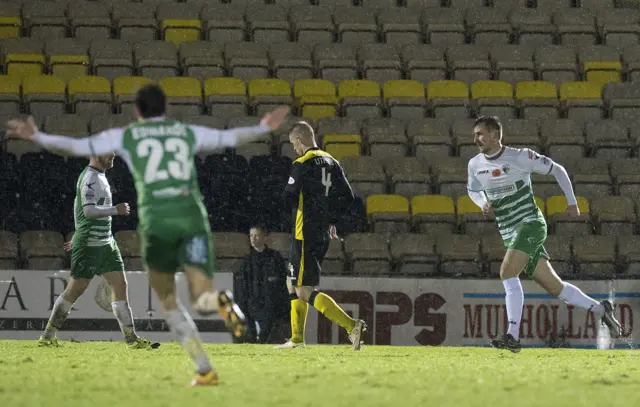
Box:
[467,116,622,352]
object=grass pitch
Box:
[1,340,639,407]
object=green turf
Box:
[1,340,639,407]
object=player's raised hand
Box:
[566,204,580,217]
[116,203,130,216]
[260,106,291,131]
[6,116,38,141]
[329,225,338,240]
[482,202,493,217]
[63,240,73,252]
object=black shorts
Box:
[289,238,330,287]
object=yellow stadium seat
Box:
[585,71,621,85]
[383,80,424,99]
[471,80,513,99]
[204,77,246,96]
[0,16,20,39]
[113,76,154,99]
[366,194,410,216]
[323,134,362,148]
[456,196,482,218]
[546,195,589,217]
[427,80,469,99]
[559,81,602,100]
[67,76,111,114]
[515,81,557,100]
[159,77,201,97]
[293,79,335,98]
[22,75,65,95]
[68,76,111,97]
[338,80,380,99]
[248,78,291,98]
[584,60,622,80]
[162,19,201,46]
[0,75,20,96]
[325,143,360,160]
[301,104,336,121]
[50,55,90,83]
[6,53,45,78]
[411,195,455,216]
[535,196,545,215]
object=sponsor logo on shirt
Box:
[485,183,516,199]
[476,169,490,175]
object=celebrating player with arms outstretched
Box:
[467,116,622,353]
[7,84,290,386]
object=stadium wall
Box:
[1,271,639,348]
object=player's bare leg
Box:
[296,285,367,351]
[275,276,308,349]
[183,265,247,340]
[533,259,622,338]
[102,271,158,349]
[38,277,90,347]
[147,268,218,387]
[490,249,530,353]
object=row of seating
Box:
[3,230,640,278]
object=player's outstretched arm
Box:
[6,116,123,157]
[194,106,291,152]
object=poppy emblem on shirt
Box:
[492,169,501,177]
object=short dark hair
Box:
[289,120,314,139]
[473,116,502,139]
[250,223,267,233]
[135,84,166,118]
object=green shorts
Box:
[138,207,214,277]
[504,219,550,278]
[70,240,124,279]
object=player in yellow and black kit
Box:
[275,121,367,351]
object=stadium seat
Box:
[544,235,574,276]
[114,230,142,270]
[204,77,247,119]
[157,2,203,46]
[314,43,358,84]
[270,43,313,84]
[438,234,482,277]
[133,41,179,82]
[113,2,158,41]
[490,45,536,86]
[68,76,113,118]
[446,45,491,85]
[20,230,65,270]
[618,235,640,277]
[67,0,112,41]
[603,83,640,122]
[317,116,360,135]
[386,157,431,198]
[22,75,66,118]
[23,1,67,39]
[390,233,438,276]
[340,156,386,197]
[432,156,468,198]
[113,76,154,110]
[452,119,480,159]
[591,196,636,236]
[338,80,381,118]
[344,233,391,276]
[1,38,45,78]
[289,6,334,44]
[481,233,505,277]
[611,158,640,199]
[471,80,516,119]
[159,77,203,117]
[401,44,447,84]
[225,42,270,82]
[201,4,246,43]
[378,8,421,46]
[573,235,616,279]
[362,117,407,161]
[411,195,456,236]
[382,80,426,119]
[248,78,292,116]
[0,231,18,268]
[427,80,470,120]
[325,143,361,161]
[515,81,559,121]
[408,118,452,162]
[0,75,20,115]
[422,8,465,46]
[179,41,224,82]
[89,40,134,82]
[322,239,346,276]
[597,9,640,48]
[579,45,622,86]
[466,7,511,45]
[333,6,377,45]
[563,157,611,199]
[44,38,90,83]
[540,119,585,164]
[546,195,592,237]
[366,194,410,236]
[559,81,604,125]
[246,4,290,43]
[294,79,338,121]
[358,44,402,85]
[213,232,249,272]
[554,9,597,46]
[90,114,134,134]
[457,195,494,236]
[534,46,578,89]
[500,118,540,151]
[44,115,89,138]
[509,8,555,47]
[585,120,631,159]
[0,1,21,39]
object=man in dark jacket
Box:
[233,224,290,344]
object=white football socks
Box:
[166,307,213,375]
[43,296,74,339]
[503,277,524,340]
[558,282,604,315]
[112,300,137,343]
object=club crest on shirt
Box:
[288,177,295,185]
